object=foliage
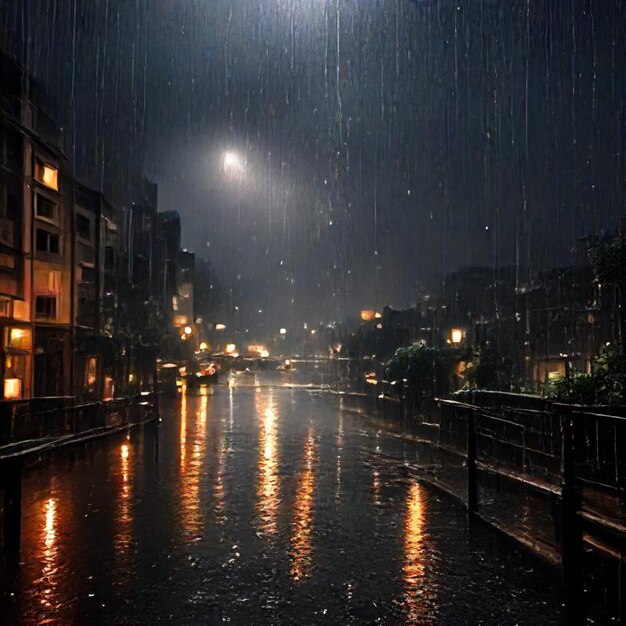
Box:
[385,341,464,402]
[548,343,626,406]
[589,233,626,286]
[464,344,512,391]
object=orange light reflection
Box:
[256,393,280,535]
[38,497,59,609]
[180,384,187,469]
[336,412,344,500]
[114,443,133,559]
[290,430,316,582]
[180,392,207,539]
[403,482,428,623]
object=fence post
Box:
[153,357,160,422]
[467,408,478,516]
[559,408,584,625]
[2,459,22,563]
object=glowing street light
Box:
[215,323,226,332]
[279,328,287,335]
[222,151,244,178]
[450,328,465,344]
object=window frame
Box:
[35,192,59,225]
[34,295,57,321]
[35,227,60,256]
[76,211,93,243]
[34,158,59,191]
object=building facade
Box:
[0,51,195,404]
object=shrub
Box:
[548,343,626,406]
[385,341,464,402]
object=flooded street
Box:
[1,380,565,625]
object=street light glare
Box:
[223,150,243,175]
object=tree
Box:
[464,344,512,391]
[385,341,463,404]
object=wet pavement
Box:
[1,379,566,625]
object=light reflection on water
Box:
[290,429,317,582]
[336,412,344,500]
[179,389,208,539]
[37,496,59,610]
[371,468,382,506]
[403,481,430,624]
[256,391,280,535]
[179,384,187,469]
[214,413,226,521]
[115,442,133,561]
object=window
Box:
[5,327,32,350]
[36,229,59,254]
[4,133,20,171]
[35,159,58,191]
[35,194,58,222]
[0,252,15,270]
[104,246,115,270]
[81,266,95,283]
[103,375,114,400]
[77,242,94,264]
[0,128,21,172]
[4,377,22,399]
[4,353,26,399]
[85,357,98,390]
[35,295,57,320]
[0,172,19,246]
[76,213,91,241]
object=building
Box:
[0,52,32,400]
[0,51,198,405]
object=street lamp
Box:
[450,328,465,344]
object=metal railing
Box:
[337,390,626,623]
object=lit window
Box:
[4,377,21,399]
[85,357,98,389]
[6,327,31,350]
[35,160,59,191]
[13,300,28,320]
[103,375,114,400]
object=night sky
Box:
[1,1,624,330]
